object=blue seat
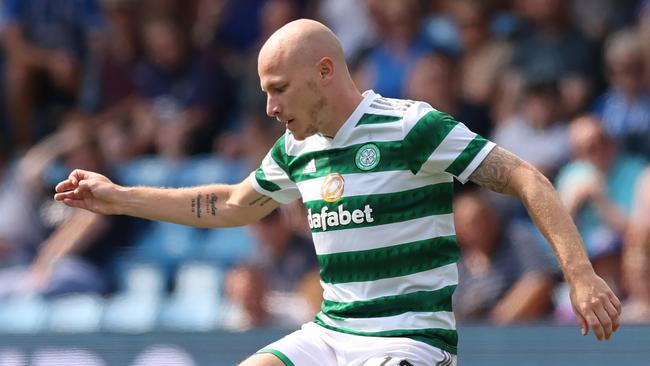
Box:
[46,294,105,333]
[0,297,48,333]
[176,155,246,187]
[114,157,179,187]
[158,262,223,331]
[199,227,256,268]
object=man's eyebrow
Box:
[262,81,288,92]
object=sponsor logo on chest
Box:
[311,172,374,231]
[307,204,374,231]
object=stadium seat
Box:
[158,262,223,331]
[198,227,256,268]
[102,264,164,333]
[46,294,104,333]
[0,297,48,333]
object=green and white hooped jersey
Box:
[250,90,496,354]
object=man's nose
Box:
[266,96,281,118]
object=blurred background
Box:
[0,0,649,365]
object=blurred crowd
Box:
[0,0,649,334]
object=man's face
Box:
[259,51,326,140]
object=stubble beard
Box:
[306,91,327,139]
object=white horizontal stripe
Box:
[312,214,455,255]
[248,172,300,204]
[420,123,475,175]
[318,310,456,332]
[285,134,333,157]
[342,123,405,146]
[321,263,458,303]
[457,141,496,183]
[297,170,452,203]
[254,153,301,204]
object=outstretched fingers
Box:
[55,179,75,194]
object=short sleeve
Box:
[403,102,496,183]
[249,135,301,204]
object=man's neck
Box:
[320,88,364,138]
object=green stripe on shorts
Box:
[256,348,295,366]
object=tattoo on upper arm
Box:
[248,194,273,207]
[469,147,524,193]
[247,196,264,206]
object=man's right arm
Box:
[54,169,280,228]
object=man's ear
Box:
[318,57,334,82]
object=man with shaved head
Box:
[55,19,620,365]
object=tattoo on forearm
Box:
[195,194,203,218]
[469,147,523,193]
[208,193,217,216]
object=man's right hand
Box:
[54,169,124,215]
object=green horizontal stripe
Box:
[288,141,407,182]
[319,236,459,283]
[322,285,456,319]
[356,113,402,126]
[403,111,459,174]
[256,349,295,366]
[445,135,489,177]
[269,135,291,176]
[305,182,453,233]
[314,315,458,354]
[255,168,282,192]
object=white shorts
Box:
[256,322,456,366]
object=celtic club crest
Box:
[355,144,381,171]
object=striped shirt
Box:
[250,90,496,354]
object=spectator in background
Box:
[555,115,649,296]
[571,0,637,42]
[238,0,301,116]
[356,0,432,98]
[130,17,229,157]
[228,0,300,162]
[511,0,599,120]
[1,0,105,150]
[91,0,140,117]
[406,52,493,141]
[451,0,513,111]
[453,191,555,324]
[592,29,650,157]
[640,0,650,83]
[82,0,141,167]
[621,167,650,323]
[222,264,273,331]
[316,0,376,64]
[223,208,319,329]
[492,78,570,178]
[0,134,8,182]
[248,208,317,294]
[0,118,137,298]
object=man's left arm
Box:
[469,146,621,340]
